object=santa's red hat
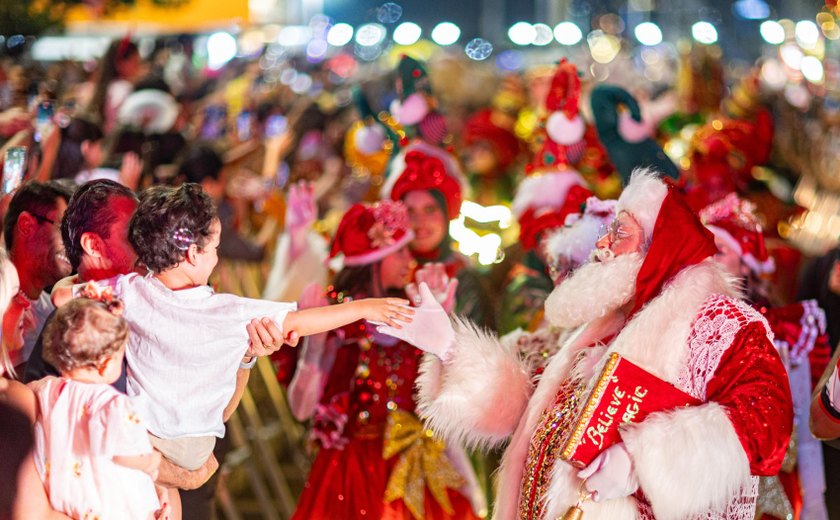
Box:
[617,169,718,318]
[381,141,466,220]
[330,201,414,267]
[699,193,775,275]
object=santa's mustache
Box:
[544,251,643,329]
[589,246,615,263]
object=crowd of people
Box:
[0,30,840,520]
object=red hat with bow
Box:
[330,201,415,267]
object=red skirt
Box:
[291,435,481,520]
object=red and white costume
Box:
[415,170,793,519]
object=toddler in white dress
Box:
[30,297,165,520]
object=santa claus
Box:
[380,169,793,519]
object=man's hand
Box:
[119,152,143,190]
[246,317,290,357]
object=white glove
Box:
[377,283,455,362]
[577,442,639,502]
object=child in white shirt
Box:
[53,183,411,511]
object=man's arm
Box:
[155,453,218,490]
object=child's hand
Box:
[154,485,171,520]
[143,451,162,481]
[361,298,414,329]
[80,281,114,303]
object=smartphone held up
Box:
[2,146,27,195]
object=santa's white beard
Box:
[544,252,644,329]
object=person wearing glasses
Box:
[384,169,793,520]
[2,180,74,370]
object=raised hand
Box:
[119,152,143,190]
[286,180,317,235]
[406,262,458,313]
[377,283,455,361]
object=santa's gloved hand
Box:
[377,283,455,362]
[577,442,639,502]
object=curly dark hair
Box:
[43,298,128,373]
[61,180,137,271]
[129,183,218,273]
[3,180,74,250]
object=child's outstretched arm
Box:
[282,298,413,338]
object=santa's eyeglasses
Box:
[598,219,632,247]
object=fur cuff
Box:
[621,402,752,520]
[416,317,532,450]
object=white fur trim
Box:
[621,402,752,520]
[416,317,532,451]
[381,140,469,202]
[511,170,586,218]
[544,252,643,330]
[616,167,668,241]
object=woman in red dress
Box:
[287,200,485,520]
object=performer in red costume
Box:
[287,200,485,520]
[382,169,793,520]
[701,194,831,520]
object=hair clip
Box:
[172,227,195,251]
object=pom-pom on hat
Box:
[699,192,775,275]
[330,201,415,267]
[381,141,466,220]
